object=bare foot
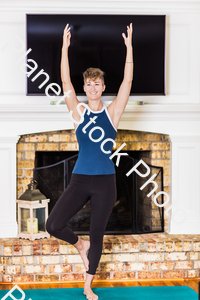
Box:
[78,239,90,271]
[83,287,99,300]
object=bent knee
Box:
[45,217,59,235]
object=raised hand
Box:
[122,23,133,48]
[63,24,71,49]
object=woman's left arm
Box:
[107,23,133,127]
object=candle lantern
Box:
[16,180,50,240]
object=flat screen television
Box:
[26,14,166,96]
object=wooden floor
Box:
[0,278,199,294]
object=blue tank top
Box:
[72,104,117,175]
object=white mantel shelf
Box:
[0,104,200,120]
[0,103,200,136]
[1,103,200,115]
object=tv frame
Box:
[26,13,166,97]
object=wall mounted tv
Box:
[26,14,166,96]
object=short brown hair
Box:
[83,67,105,85]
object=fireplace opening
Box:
[33,151,164,235]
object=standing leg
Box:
[84,174,117,300]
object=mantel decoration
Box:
[16,180,50,241]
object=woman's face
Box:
[83,78,105,99]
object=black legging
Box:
[46,173,117,275]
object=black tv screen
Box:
[26,14,166,96]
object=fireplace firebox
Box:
[33,151,164,235]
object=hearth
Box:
[33,150,164,235]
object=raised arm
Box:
[61,24,83,126]
[107,23,133,129]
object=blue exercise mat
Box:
[0,286,198,300]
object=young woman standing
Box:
[46,23,133,300]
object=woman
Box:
[46,23,133,300]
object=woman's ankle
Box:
[84,282,92,289]
[73,236,83,251]
[84,273,94,288]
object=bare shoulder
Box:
[73,104,86,131]
[107,102,114,119]
[107,101,121,131]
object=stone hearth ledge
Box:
[0,233,200,282]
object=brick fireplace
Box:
[17,129,170,232]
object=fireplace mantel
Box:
[0,102,200,237]
[0,103,200,136]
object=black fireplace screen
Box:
[33,152,164,235]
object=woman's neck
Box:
[88,100,103,112]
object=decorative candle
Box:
[27,218,38,234]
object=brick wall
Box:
[17,130,170,231]
[0,233,200,283]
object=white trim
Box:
[89,105,105,114]
[104,105,117,132]
[75,107,87,133]
[0,1,200,14]
[169,135,200,142]
[0,104,200,136]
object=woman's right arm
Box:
[61,24,83,125]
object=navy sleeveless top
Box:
[72,104,117,175]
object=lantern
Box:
[16,180,50,240]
